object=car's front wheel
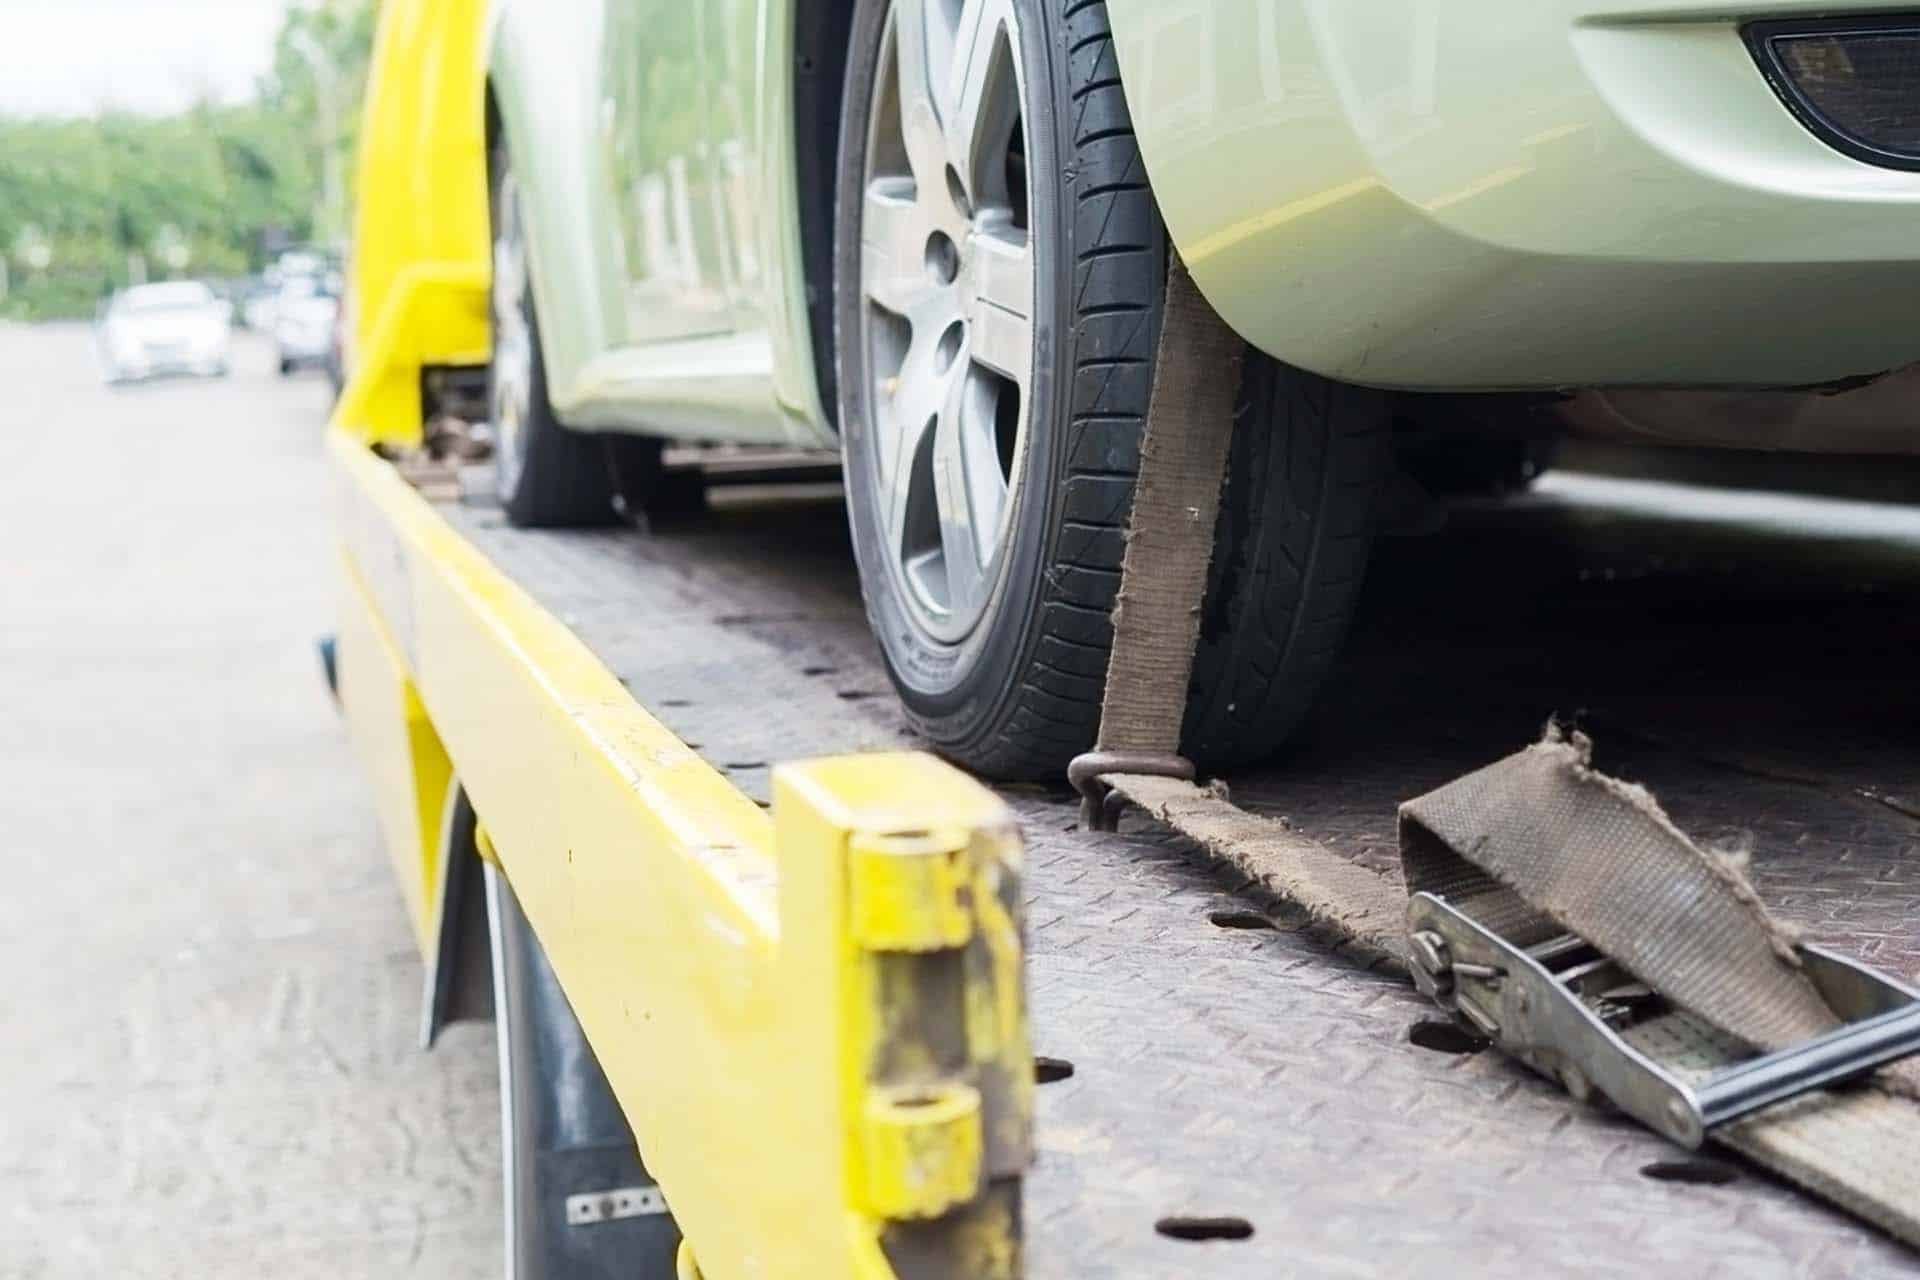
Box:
[835,0,1388,779]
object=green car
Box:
[484,0,1920,777]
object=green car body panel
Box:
[484,0,829,448]
[1109,0,1920,389]
[485,0,1920,451]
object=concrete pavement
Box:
[0,325,498,1277]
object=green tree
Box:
[0,0,372,320]
[261,0,378,245]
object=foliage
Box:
[0,0,372,321]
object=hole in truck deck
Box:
[1641,1159,1740,1186]
[1034,1056,1074,1083]
[1155,1216,1254,1243]
[1208,909,1275,930]
[1408,1019,1487,1055]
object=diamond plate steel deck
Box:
[439,469,1920,1277]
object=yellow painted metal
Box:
[334,551,453,954]
[328,427,1030,1277]
[331,0,491,449]
[848,829,975,953]
[861,1083,984,1220]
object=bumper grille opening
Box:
[1746,16,1920,170]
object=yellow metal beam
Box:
[333,549,452,954]
[328,428,1029,1277]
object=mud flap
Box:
[486,865,681,1278]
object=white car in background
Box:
[272,276,341,376]
[98,282,232,384]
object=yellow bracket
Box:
[848,828,975,952]
[327,429,1030,1278]
[331,0,491,449]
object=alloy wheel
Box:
[857,0,1034,645]
[490,171,534,502]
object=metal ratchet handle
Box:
[1693,1003,1920,1130]
[1406,892,1920,1149]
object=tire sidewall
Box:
[835,0,1067,749]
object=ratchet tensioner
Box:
[1406,891,1920,1147]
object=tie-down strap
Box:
[1401,729,1920,1248]
[1109,742,1920,1248]
[1074,257,1920,1250]
[1069,256,1242,831]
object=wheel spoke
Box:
[932,376,991,619]
[959,372,1012,561]
[878,323,948,550]
[491,249,519,331]
[943,0,1018,193]
[965,226,1031,389]
[891,0,949,197]
[491,265,516,334]
[861,180,929,317]
[882,401,936,557]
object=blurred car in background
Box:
[241,249,340,335]
[236,278,280,333]
[97,281,232,384]
[272,275,341,376]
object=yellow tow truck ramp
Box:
[329,0,1920,1275]
[333,431,1029,1278]
[329,429,1920,1277]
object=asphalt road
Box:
[0,325,498,1278]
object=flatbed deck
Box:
[433,463,1920,1277]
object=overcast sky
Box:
[0,1,292,118]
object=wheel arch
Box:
[420,783,496,1049]
[484,0,627,423]
[789,0,859,433]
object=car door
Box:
[702,0,766,332]
[698,0,838,436]
[601,0,733,345]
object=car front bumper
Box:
[110,348,228,380]
[278,336,333,363]
[1110,0,1920,390]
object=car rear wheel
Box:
[835,0,1388,779]
[489,140,663,528]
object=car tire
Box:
[835,0,1387,779]
[1179,359,1387,767]
[485,860,681,1279]
[488,138,662,528]
[278,356,293,376]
